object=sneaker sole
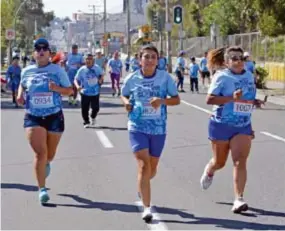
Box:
[40,194,50,204]
[232,203,248,213]
[142,214,153,223]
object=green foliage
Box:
[255,66,269,89]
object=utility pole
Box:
[89,5,96,53]
[165,0,172,73]
[127,0,131,54]
[103,0,107,54]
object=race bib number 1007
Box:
[31,92,54,108]
[233,100,253,115]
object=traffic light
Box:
[96,40,100,46]
[107,33,111,42]
[173,5,183,24]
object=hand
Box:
[251,130,255,140]
[125,102,133,112]
[233,89,242,100]
[98,78,104,84]
[150,97,162,109]
[16,94,25,105]
[254,99,265,108]
[49,81,58,92]
[76,86,82,92]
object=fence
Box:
[153,32,285,94]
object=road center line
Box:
[260,131,285,143]
[135,200,168,230]
[95,130,114,148]
[181,100,211,114]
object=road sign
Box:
[6,29,15,40]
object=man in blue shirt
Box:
[189,56,200,93]
[7,55,21,107]
[74,54,104,128]
[200,51,211,87]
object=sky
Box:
[43,0,123,18]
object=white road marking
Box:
[135,200,168,230]
[260,131,285,143]
[181,100,211,114]
[95,130,114,148]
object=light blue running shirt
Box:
[189,63,200,78]
[21,63,71,117]
[122,70,178,135]
[66,53,84,81]
[108,58,123,74]
[175,57,185,72]
[157,57,167,70]
[130,58,140,72]
[244,60,255,73]
[208,69,256,127]
[75,64,103,96]
[200,57,209,72]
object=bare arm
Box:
[206,94,234,105]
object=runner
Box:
[200,51,211,88]
[7,55,21,107]
[66,44,85,105]
[95,49,107,71]
[125,53,131,72]
[121,44,180,222]
[188,56,200,93]
[130,53,140,72]
[74,54,104,128]
[157,51,168,71]
[200,46,264,213]
[108,51,123,97]
[175,51,186,92]
[16,38,73,204]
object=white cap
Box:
[244,51,250,57]
[95,49,101,53]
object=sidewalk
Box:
[257,80,285,106]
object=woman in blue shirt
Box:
[17,38,73,204]
[200,46,264,213]
[121,44,180,222]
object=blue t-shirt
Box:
[122,70,178,135]
[200,57,209,72]
[244,61,255,73]
[21,63,71,117]
[75,65,103,96]
[130,58,140,72]
[157,57,167,70]
[189,63,200,78]
[175,57,185,72]
[208,69,256,127]
[108,58,123,74]
[66,53,84,79]
[7,65,21,84]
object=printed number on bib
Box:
[31,92,54,108]
[234,101,253,115]
[87,78,98,86]
[142,105,161,119]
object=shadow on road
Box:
[88,125,127,131]
[1,183,49,192]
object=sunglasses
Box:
[35,46,49,52]
[229,55,244,61]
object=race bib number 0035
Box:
[233,100,253,115]
[141,105,161,119]
[31,92,54,108]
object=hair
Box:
[207,47,226,70]
[139,44,159,59]
[224,46,244,61]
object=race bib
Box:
[141,105,161,119]
[87,78,98,86]
[31,92,54,108]
[233,100,253,115]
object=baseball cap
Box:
[244,51,250,57]
[34,38,50,49]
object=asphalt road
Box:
[1,74,285,230]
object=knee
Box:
[34,151,47,162]
[233,158,247,168]
[150,167,157,179]
[138,161,151,177]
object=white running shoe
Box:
[200,163,214,190]
[84,124,90,128]
[90,118,96,126]
[232,197,248,213]
[142,207,153,222]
